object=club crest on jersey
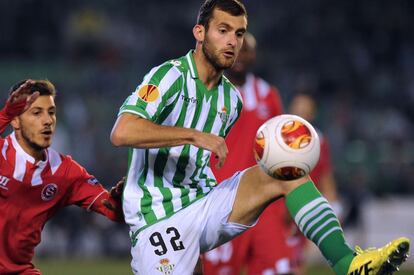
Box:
[41,183,58,201]
[137,84,160,103]
[0,175,10,190]
[217,107,229,124]
[156,258,175,274]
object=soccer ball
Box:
[254,114,320,180]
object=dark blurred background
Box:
[1,0,413,265]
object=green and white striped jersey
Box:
[119,51,243,232]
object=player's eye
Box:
[219,28,227,34]
[236,31,245,38]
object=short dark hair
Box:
[9,79,56,97]
[197,0,247,30]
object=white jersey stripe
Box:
[186,53,196,78]
[48,148,62,174]
[2,139,8,160]
[124,148,146,230]
[31,162,46,186]
[243,74,257,111]
[257,77,270,98]
[13,152,26,181]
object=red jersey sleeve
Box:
[65,159,106,208]
[64,158,123,222]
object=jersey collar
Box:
[186,50,198,79]
[10,132,48,166]
[185,50,226,88]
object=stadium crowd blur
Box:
[1,0,413,260]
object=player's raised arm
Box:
[111,113,228,168]
[0,79,39,134]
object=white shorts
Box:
[130,171,253,275]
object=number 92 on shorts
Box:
[130,171,254,275]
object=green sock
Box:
[285,181,354,275]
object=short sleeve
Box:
[118,63,183,122]
[65,159,107,210]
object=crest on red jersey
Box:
[41,183,58,201]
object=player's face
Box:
[203,9,247,70]
[16,95,56,152]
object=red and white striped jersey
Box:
[0,132,108,274]
[211,73,283,182]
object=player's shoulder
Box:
[144,56,187,86]
[222,75,238,90]
[154,51,193,74]
[47,148,80,172]
[222,75,242,100]
[252,74,279,95]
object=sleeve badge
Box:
[137,84,160,103]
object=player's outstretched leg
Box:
[285,181,410,275]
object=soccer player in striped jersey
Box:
[111,0,409,274]
[0,79,124,275]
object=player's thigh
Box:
[229,166,307,225]
[131,203,205,275]
[200,172,253,253]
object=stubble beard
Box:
[202,38,235,71]
[20,125,49,152]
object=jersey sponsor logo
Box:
[41,183,58,201]
[217,107,229,124]
[180,94,198,104]
[137,84,160,103]
[156,258,175,274]
[0,175,10,190]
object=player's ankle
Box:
[333,253,355,275]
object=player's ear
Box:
[10,117,20,130]
[193,24,205,43]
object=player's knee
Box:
[277,175,312,196]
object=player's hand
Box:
[109,176,125,199]
[102,177,125,211]
[193,131,228,169]
[4,80,39,118]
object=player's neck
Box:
[15,133,47,162]
[193,50,223,90]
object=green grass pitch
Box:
[35,258,413,275]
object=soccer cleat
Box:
[347,237,410,275]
